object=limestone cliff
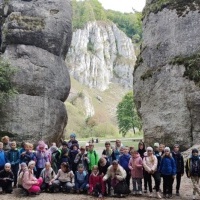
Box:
[0,0,72,144]
[66,21,136,91]
[133,0,200,150]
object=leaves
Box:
[116,91,142,137]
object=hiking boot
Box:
[156,192,162,199]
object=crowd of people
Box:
[0,134,199,199]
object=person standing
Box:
[186,148,200,200]
[172,144,184,196]
[159,147,176,198]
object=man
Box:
[172,144,184,196]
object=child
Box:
[102,142,115,163]
[68,133,79,150]
[75,164,88,193]
[20,143,36,166]
[1,136,11,153]
[74,146,89,172]
[87,143,99,175]
[159,147,176,198]
[172,144,184,196]
[143,152,148,193]
[119,146,131,189]
[0,163,14,194]
[17,162,27,188]
[137,141,146,159]
[7,141,20,187]
[22,161,43,194]
[89,165,105,198]
[51,162,75,193]
[0,142,6,171]
[40,162,55,192]
[113,140,123,161]
[129,150,143,195]
[35,141,49,178]
[50,146,60,174]
[186,148,200,200]
[59,141,70,166]
[69,144,79,173]
[143,147,161,199]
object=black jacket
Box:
[0,169,14,182]
[185,157,200,177]
[172,151,184,174]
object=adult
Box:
[137,141,146,159]
[102,141,115,163]
[113,140,123,161]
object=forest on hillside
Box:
[71,0,142,43]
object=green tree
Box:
[0,59,17,108]
[116,91,142,136]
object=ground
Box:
[0,174,195,200]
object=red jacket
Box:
[89,173,105,194]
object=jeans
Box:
[172,172,182,192]
[132,178,142,192]
[144,171,161,192]
[11,164,19,186]
[162,175,173,195]
[75,181,88,191]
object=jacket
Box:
[128,155,143,178]
[0,150,6,167]
[172,151,184,174]
[89,172,104,194]
[119,154,131,171]
[7,149,20,165]
[103,165,126,181]
[154,151,162,169]
[35,150,49,168]
[22,170,38,190]
[143,155,158,173]
[0,169,14,183]
[186,156,200,178]
[74,152,89,171]
[54,169,74,183]
[87,150,99,170]
[40,167,56,183]
[102,149,116,163]
[75,170,88,184]
[98,160,110,175]
[159,156,176,176]
[20,151,36,166]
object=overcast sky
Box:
[98,0,146,13]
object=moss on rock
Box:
[143,0,200,18]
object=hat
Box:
[20,162,27,167]
[164,147,170,152]
[146,147,153,152]
[85,143,89,147]
[38,141,46,148]
[28,160,35,167]
[70,133,76,138]
[192,148,199,154]
[154,143,159,147]
[5,163,11,167]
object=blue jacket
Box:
[119,154,131,171]
[7,149,20,165]
[0,150,7,167]
[159,156,176,176]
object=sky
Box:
[98,0,146,13]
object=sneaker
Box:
[193,194,196,200]
[168,194,173,199]
[156,192,162,199]
[132,191,137,195]
[110,188,114,196]
[149,192,153,197]
[144,189,147,193]
[98,193,103,198]
[138,191,142,195]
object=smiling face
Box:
[5,165,11,172]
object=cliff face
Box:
[66,21,136,91]
[0,0,72,144]
[133,0,200,150]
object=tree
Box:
[116,91,142,136]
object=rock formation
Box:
[0,0,72,144]
[133,0,200,150]
[66,21,136,91]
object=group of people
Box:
[0,134,199,200]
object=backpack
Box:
[114,180,130,195]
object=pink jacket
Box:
[128,155,143,178]
[22,170,37,190]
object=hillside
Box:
[65,77,128,138]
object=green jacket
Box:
[87,150,98,170]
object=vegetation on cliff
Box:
[143,0,200,18]
[71,0,142,42]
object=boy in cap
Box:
[186,148,200,200]
[172,144,184,196]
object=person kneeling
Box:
[0,163,14,194]
[75,164,89,193]
[51,162,75,193]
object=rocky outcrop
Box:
[133,0,200,150]
[0,0,72,144]
[66,21,136,91]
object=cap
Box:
[154,142,159,147]
[164,147,170,152]
[146,147,153,152]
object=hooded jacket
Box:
[128,154,143,178]
[159,155,176,176]
[119,153,131,171]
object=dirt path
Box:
[0,174,195,200]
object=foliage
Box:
[143,0,200,19]
[0,59,17,108]
[170,53,200,87]
[71,0,142,42]
[116,91,142,137]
